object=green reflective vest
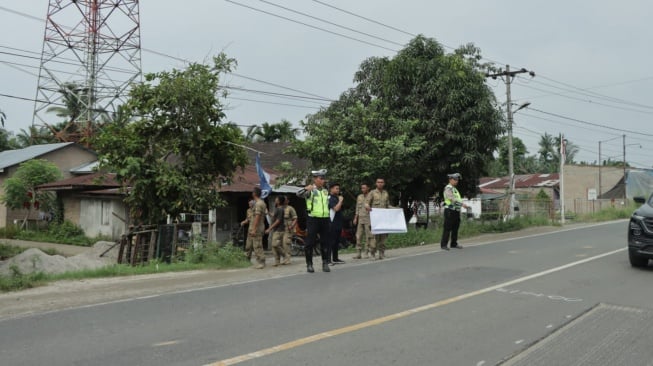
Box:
[444,184,463,210]
[306,188,329,218]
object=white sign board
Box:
[587,188,597,201]
[370,208,407,234]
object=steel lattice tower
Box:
[33,0,141,143]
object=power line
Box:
[528,108,653,137]
[514,80,653,115]
[258,0,405,47]
[226,96,321,109]
[536,74,653,110]
[223,0,399,52]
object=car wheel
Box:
[629,250,649,268]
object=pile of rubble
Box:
[0,241,119,275]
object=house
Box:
[478,165,625,216]
[37,171,127,240]
[0,143,97,229]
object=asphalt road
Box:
[1,221,652,366]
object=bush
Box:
[0,265,47,292]
[0,243,25,260]
[0,225,19,239]
[180,242,250,267]
[14,220,93,246]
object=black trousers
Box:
[440,208,461,248]
[329,222,342,261]
[306,216,330,264]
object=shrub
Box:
[0,225,19,239]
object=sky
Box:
[1,0,652,169]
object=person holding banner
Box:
[366,177,390,260]
[296,169,331,273]
[440,173,469,250]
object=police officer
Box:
[440,173,469,250]
[366,177,390,260]
[249,187,267,268]
[296,169,331,273]
[353,183,372,259]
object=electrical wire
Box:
[223,0,398,52]
[258,0,405,47]
[527,108,653,137]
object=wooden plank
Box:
[147,230,156,262]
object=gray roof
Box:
[0,143,74,171]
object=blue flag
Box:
[256,152,272,199]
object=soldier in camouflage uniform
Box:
[366,178,390,260]
[282,196,297,265]
[353,183,373,259]
[265,196,286,266]
[249,187,267,269]
[240,199,255,261]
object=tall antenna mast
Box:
[33,0,142,144]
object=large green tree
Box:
[289,35,503,200]
[93,55,248,224]
[1,159,62,229]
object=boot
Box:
[307,264,314,273]
[322,262,331,272]
[254,262,265,269]
[282,255,291,265]
[378,251,384,260]
[353,249,362,259]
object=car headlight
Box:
[632,214,646,221]
[630,217,644,236]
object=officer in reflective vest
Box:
[440,173,469,250]
[296,169,331,273]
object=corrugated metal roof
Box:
[479,173,560,189]
[0,143,73,171]
[70,160,99,174]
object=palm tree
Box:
[275,119,300,142]
[255,122,281,142]
[15,126,57,147]
[244,125,261,142]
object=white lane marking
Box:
[495,288,582,302]
[206,248,625,366]
[152,340,180,347]
[515,339,524,344]
[546,324,553,329]
[477,361,486,366]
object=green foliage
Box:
[14,221,95,246]
[0,265,47,292]
[1,159,62,229]
[287,35,503,200]
[245,120,299,142]
[0,243,25,260]
[0,225,19,239]
[93,55,248,224]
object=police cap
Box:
[311,168,327,178]
[447,173,462,180]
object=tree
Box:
[538,133,579,173]
[0,128,21,152]
[287,100,426,196]
[93,55,248,224]
[288,35,503,200]
[0,109,6,128]
[1,159,62,229]
[243,120,300,143]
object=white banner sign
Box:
[370,208,407,234]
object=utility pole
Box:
[486,65,535,219]
[623,134,626,199]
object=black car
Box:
[628,194,653,267]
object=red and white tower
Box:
[33,0,141,142]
